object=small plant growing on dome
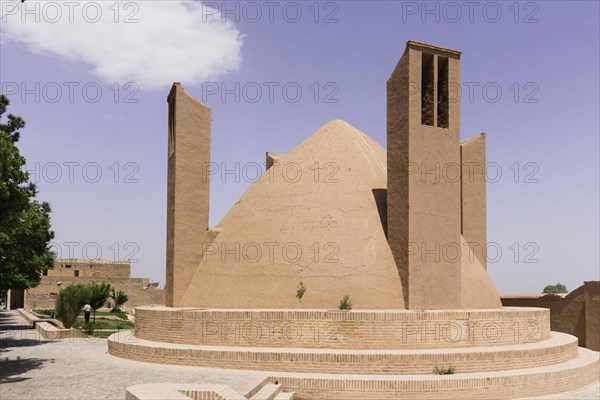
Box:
[339,295,352,310]
[434,365,455,375]
[296,282,306,300]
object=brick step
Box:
[249,383,282,400]
[273,391,295,400]
[126,381,294,400]
[125,350,597,400]
[240,378,296,400]
[268,348,599,399]
[109,331,579,375]
[126,383,248,400]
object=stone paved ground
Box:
[0,310,266,400]
[1,310,598,400]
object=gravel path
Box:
[1,309,598,400]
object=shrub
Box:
[56,284,90,328]
[434,365,455,375]
[542,283,568,294]
[339,295,352,310]
[83,322,95,335]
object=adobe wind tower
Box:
[165,83,212,307]
[387,41,491,309]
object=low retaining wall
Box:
[35,321,87,340]
[17,308,41,326]
[17,308,86,340]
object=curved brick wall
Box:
[271,349,599,400]
[108,331,577,375]
[111,339,599,400]
[133,306,550,349]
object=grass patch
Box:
[32,309,54,318]
[34,309,128,320]
[92,331,117,339]
[35,309,133,339]
[73,317,133,330]
[82,310,128,320]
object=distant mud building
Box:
[7,258,164,310]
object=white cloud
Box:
[0,0,244,90]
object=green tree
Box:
[110,287,128,312]
[56,284,90,328]
[88,282,111,322]
[543,283,568,294]
[0,95,55,291]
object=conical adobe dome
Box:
[180,120,406,309]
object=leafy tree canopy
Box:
[88,282,111,310]
[0,95,55,291]
[543,283,568,294]
[88,282,112,322]
[110,287,128,312]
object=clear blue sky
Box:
[1,1,598,293]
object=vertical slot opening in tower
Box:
[437,56,449,129]
[168,100,176,157]
[421,52,435,126]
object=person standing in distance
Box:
[83,304,92,323]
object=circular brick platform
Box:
[109,306,599,399]
[132,306,551,349]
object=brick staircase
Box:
[126,379,296,400]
